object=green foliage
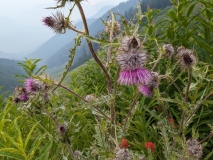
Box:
[2,0,213,159]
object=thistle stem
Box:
[199,132,213,143]
[76,1,115,138]
[178,69,192,135]
[122,91,140,135]
[75,1,112,94]
[106,29,113,67]
[184,90,213,125]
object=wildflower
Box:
[163,44,174,57]
[120,138,129,149]
[139,72,158,97]
[116,51,147,71]
[116,148,131,160]
[42,11,69,34]
[118,68,152,85]
[139,85,154,97]
[85,94,96,102]
[120,36,141,52]
[186,139,202,159]
[177,47,196,68]
[145,142,155,152]
[20,94,29,102]
[105,20,121,34]
[25,78,42,92]
[58,125,67,135]
[14,97,20,104]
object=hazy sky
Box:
[0,0,126,19]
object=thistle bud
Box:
[105,20,121,34]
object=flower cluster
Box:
[13,78,49,104]
[116,36,152,86]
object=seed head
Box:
[116,50,147,71]
[145,142,155,152]
[186,139,202,159]
[120,138,129,149]
[177,47,196,68]
[120,36,141,52]
[105,20,121,34]
[116,148,131,160]
[163,44,174,57]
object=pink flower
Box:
[118,68,151,85]
[139,85,153,97]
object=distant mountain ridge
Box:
[30,0,139,69]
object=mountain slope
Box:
[0,59,25,95]
[45,0,139,68]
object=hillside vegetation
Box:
[1,0,213,160]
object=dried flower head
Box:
[14,97,20,104]
[120,138,129,149]
[105,20,121,34]
[116,148,131,160]
[120,36,141,52]
[186,139,202,159]
[42,11,69,33]
[177,47,196,68]
[163,44,174,57]
[58,125,67,135]
[145,142,155,152]
[85,94,96,102]
[116,51,147,70]
[118,68,152,86]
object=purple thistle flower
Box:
[116,51,147,70]
[42,12,68,34]
[25,78,40,92]
[139,85,154,97]
[42,16,55,28]
[20,94,29,102]
[118,68,151,85]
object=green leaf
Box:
[187,2,197,17]
[24,122,39,150]
[0,150,24,160]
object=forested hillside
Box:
[0,59,25,95]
